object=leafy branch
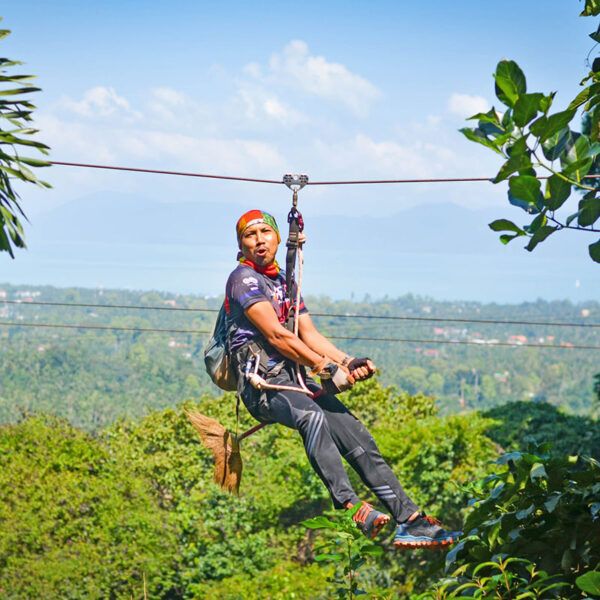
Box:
[302,505,383,599]
[0,20,51,258]
[461,2,600,263]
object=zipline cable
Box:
[50,161,498,185]
[3,299,600,329]
[1,321,598,350]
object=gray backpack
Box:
[204,303,238,391]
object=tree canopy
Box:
[0,21,50,258]
[461,1,600,262]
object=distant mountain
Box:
[7,190,597,302]
[25,190,567,255]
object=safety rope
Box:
[235,175,313,442]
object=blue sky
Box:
[2,1,599,302]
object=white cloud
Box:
[447,93,490,118]
[59,87,142,120]
[36,110,287,177]
[146,87,204,123]
[247,40,381,117]
[236,86,306,126]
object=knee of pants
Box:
[343,445,367,468]
[298,408,325,456]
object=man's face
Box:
[239,223,279,266]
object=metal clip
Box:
[283,173,309,207]
[283,173,309,191]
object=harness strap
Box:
[285,208,302,332]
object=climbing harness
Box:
[242,173,313,399]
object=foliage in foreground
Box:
[461,1,600,262]
[0,21,50,257]
[435,444,600,600]
[0,378,499,599]
[483,400,600,458]
[0,414,178,600]
[302,504,384,599]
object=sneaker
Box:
[393,513,462,549]
[349,501,391,540]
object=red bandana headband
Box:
[236,209,281,244]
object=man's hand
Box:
[320,362,355,395]
[347,357,376,381]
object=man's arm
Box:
[298,313,376,380]
[245,301,324,368]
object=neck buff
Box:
[238,255,281,278]
[236,209,281,244]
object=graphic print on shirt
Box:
[225,265,306,355]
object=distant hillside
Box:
[1,283,598,430]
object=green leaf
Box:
[516,504,535,520]
[568,83,600,111]
[489,219,525,234]
[539,92,555,114]
[578,194,600,227]
[491,451,523,465]
[544,174,571,210]
[576,571,600,595]
[460,127,505,155]
[531,110,576,142]
[493,152,532,183]
[544,493,562,513]
[589,238,600,263]
[507,135,529,157]
[499,233,523,245]
[514,93,544,127]
[468,108,501,123]
[494,60,526,108]
[315,553,344,562]
[525,226,557,252]
[581,0,600,16]
[562,157,593,180]
[562,134,593,180]
[301,516,339,529]
[530,462,548,480]
[541,127,570,161]
[508,175,542,213]
[527,212,547,234]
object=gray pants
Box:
[240,365,418,523]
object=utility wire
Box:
[3,299,600,329]
[1,321,598,350]
[50,161,497,185]
[0,321,209,335]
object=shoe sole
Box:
[369,514,391,540]
[393,537,457,549]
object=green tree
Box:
[0,414,178,599]
[0,21,50,257]
[444,444,600,600]
[461,1,600,262]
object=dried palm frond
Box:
[185,412,242,494]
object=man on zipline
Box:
[225,209,461,548]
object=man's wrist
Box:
[309,356,330,377]
[341,355,353,368]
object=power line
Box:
[0,321,210,335]
[50,161,498,185]
[3,299,600,329]
[1,321,599,350]
[1,299,219,314]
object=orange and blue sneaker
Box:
[349,501,391,540]
[393,513,461,549]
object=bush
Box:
[445,444,600,599]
